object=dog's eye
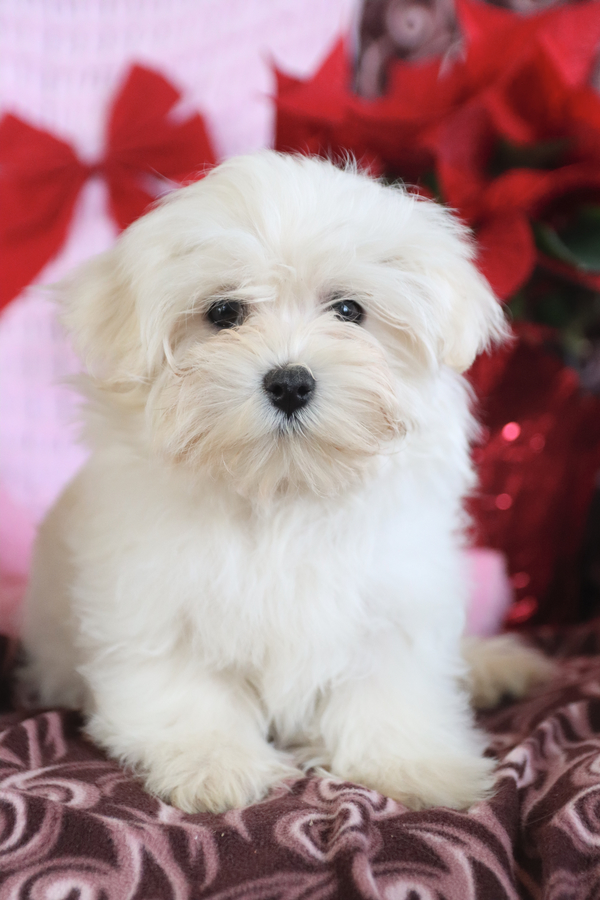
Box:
[207,300,245,329]
[330,299,365,324]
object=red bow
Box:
[0,65,215,311]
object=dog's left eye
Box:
[207,300,245,329]
[330,299,365,324]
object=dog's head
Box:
[63,152,507,498]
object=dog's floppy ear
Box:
[60,248,145,386]
[437,251,509,373]
[404,196,510,373]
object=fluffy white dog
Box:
[19,152,552,813]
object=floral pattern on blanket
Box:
[1,627,600,898]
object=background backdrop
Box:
[0,0,355,629]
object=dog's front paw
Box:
[144,738,301,814]
[335,752,496,810]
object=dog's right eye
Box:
[329,298,365,325]
[207,300,245,329]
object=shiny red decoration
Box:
[468,325,600,625]
[0,65,215,311]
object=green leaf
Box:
[533,221,584,268]
[420,170,444,203]
[490,138,570,177]
[507,290,527,320]
[535,291,572,329]
[533,212,600,273]
[560,206,600,271]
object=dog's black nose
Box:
[263,365,316,416]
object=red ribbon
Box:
[0,65,215,311]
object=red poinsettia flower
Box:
[275,39,441,178]
[275,0,600,299]
[275,0,534,174]
[429,109,600,296]
[425,0,600,296]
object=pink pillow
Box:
[464,547,513,637]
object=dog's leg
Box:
[318,635,496,810]
[18,480,87,710]
[83,654,300,813]
[461,634,556,710]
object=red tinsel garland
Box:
[469,325,600,625]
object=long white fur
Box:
[20,152,549,813]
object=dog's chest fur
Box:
[71,425,468,726]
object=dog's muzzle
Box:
[263,365,315,417]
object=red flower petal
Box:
[476,212,535,300]
[482,168,555,218]
[536,1,600,88]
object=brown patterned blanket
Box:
[1,625,600,899]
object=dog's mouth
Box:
[274,409,310,437]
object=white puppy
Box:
[19,152,551,813]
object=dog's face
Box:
[64,152,506,498]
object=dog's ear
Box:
[436,250,509,373]
[60,248,145,386]
[406,197,510,373]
